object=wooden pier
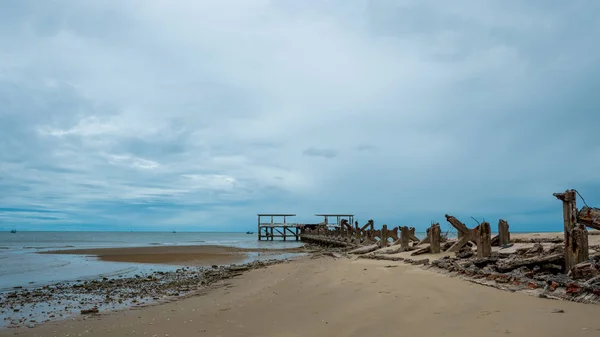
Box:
[314,214,355,228]
[257,214,301,241]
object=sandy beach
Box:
[2,231,600,336]
[39,245,306,266]
[3,254,600,337]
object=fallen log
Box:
[375,245,415,255]
[411,246,431,256]
[323,252,342,259]
[360,255,404,262]
[348,244,379,255]
[496,253,563,273]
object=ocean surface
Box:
[0,231,305,291]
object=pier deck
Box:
[257,214,301,241]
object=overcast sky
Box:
[1,0,599,232]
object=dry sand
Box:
[40,245,305,266]
[6,255,600,337]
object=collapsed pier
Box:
[288,190,600,304]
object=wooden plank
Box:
[444,215,473,252]
[444,214,469,235]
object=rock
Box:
[552,309,565,313]
[81,307,99,315]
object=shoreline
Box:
[3,231,600,334]
[1,244,309,329]
[3,251,600,336]
[0,255,299,330]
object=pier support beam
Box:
[399,226,410,249]
[476,222,492,258]
[554,189,589,271]
[430,223,441,254]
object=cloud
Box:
[1,0,600,231]
[303,147,338,159]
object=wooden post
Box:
[380,225,388,248]
[476,222,491,258]
[554,189,588,271]
[498,219,510,246]
[430,223,441,254]
[400,226,410,249]
[270,227,274,241]
[354,221,361,245]
[572,224,589,264]
[257,215,261,241]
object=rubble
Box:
[0,259,286,329]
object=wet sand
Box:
[5,255,600,337]
[40,245,305,266]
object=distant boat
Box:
[172,231,176,233]
[10,229,16,234]
[246,231,254,234]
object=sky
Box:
[1,0,600,232]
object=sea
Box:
[0,231,306,292]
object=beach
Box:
[2,231,600,336]
[3,254,600,337]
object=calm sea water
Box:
[0,231,304,291]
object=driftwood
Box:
[348,244,379,255]
[411,245,431,256]
[578,206,600,231]
[376,245,415,254]
[496,253,563,272]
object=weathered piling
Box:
[430,223,441,254]
[399,226,410,249]
[498,219,510,246]
[476,222,492,258]
[554,189,589,271]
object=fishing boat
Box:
[246,231,254,234]
[10,229,16,233]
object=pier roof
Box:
[257,213,296,217]
[314,214,354,217]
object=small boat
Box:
[10,229,16,233]
[246,231,254,234]
[172,231,176,233]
